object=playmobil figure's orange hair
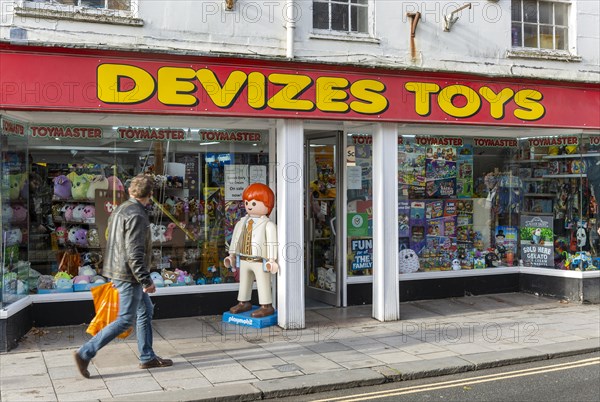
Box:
[243,183,275,215]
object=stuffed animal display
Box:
[8,173,26,200]
[398,249,420,273]
[71,174,91,200]
[107,176,124,192]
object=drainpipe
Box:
[285,0,295,59]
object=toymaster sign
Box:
[1,46,599,129]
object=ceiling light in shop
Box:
[199,142,220,146]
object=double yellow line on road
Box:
[313,357,600,402]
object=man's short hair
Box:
[129,174,155,198]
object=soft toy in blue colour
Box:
[71,174,91,200]
[53,175,72,199]
[150,272,164,287]
[55,278,73,290]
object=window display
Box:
[397,133,600,273]
[1,120,270,305]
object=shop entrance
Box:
[304,132,344,307]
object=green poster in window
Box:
[348,213,369,237]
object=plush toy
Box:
[68,226,81,244]
[576,227,587,249]
[107,176,124,192]
[452,258,462,270]
[87,229,100,248]
[63,203,75,222]
[54,271,72,281]
[86,175,109,199]
[82,205,96,223]
[91,275,106,284]
[161,269,176,286]
[2,204,13,221]
[485,252,500,267]
[174,268,192,285]
[151,272,164,287]
[73,275,90,284]
[5,228,22,246]
[55,226,68,245]
[164,222,176,242]
[53,175,72,199]
[11,204,27,222]
[71,174,91,200]
[55,278,73,290]
[8,173,26,200]
[37,275,55,290]
[74,228,88,247]
[81,252,102,267]
[72,204,86,222]
[79,265,96,277]
[398,249,420,273]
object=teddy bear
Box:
[55,226,68,245]
[82,205,95,223]
[74,228,88,247]
[86,175,109,199]
[87,228,100,248]
[107,176,124,192]
[164,223,177,242]
[71,174,91,200]
[11,204,27,223]
[72,204,86,222]
[53,175,72,199]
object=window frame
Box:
[511,0,571,52]
[312,0,375,39]
[16,0,142,26]
[20,0,138,18]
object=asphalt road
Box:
[280,352,600,402]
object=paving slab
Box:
[102,383,261,402]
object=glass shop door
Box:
[305,132,343,307]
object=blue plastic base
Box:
[222,306,277,328]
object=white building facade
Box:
[1,1,599,350]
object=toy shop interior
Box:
[344,131,600,280]
[1,115,272,308]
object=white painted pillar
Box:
[372,123,400,321]
[276,119,305,329]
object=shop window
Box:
[1,123,270,301]
[397,133,600,274]
[313,0,370,34]
[511,0,569,51]
[346,133,373,277]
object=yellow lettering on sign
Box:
[97,64,155,104]
[316,76,350,113]
[158,67,198,106]
[350,80,388,115]
[514,89,545,121]
[405,82,441,116]
[197,69,247,108]
[267,73,314,111]
[479,87,515,120]
[438,85,481,118]
[247,72,267,109]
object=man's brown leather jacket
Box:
[101,198,153,288]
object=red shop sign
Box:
[1,45,599,129]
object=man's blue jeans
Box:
[79,280,156,364]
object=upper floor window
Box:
[28,0,131,11]
[313,0,369,34]
[511,0,568,51]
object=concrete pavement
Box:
[1,293,599,401]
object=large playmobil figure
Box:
[224,183,278,318]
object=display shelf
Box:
[543,153,600,159]
[524,193,555,197]
[542,174,587,178]
[523,212,553,216]
[51,198,95,203]
[521,178,550,181]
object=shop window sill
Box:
[309,31,380,44]
[15,6,144,27]
[507,49,581,62]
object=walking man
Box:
[74,174,172,378]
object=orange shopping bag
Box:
[86,283,133,339]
